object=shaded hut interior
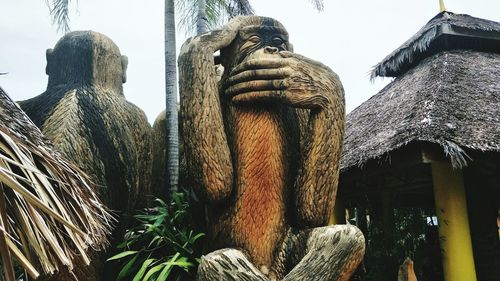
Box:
[339,11,500,281]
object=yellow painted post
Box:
[431,162,477,281]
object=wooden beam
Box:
[431,162,477,281]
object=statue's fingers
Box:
[230,59,287,76]
[279,51,332,72]
[208,18,252,51]
[232,90,285,104]
[278,51,313,63]
[278,51,294,58]
[283,91,330,109]
[225,68,292,86]
[225,79,288,96]
[209,29,239,51]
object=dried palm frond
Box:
[0,87,113,281]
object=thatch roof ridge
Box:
[371,11,500,79]
[342,50,500,171]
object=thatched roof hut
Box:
[342,49,500,170]
[339,11,500,281]
[342,12,500,171]
[0,86,113,280]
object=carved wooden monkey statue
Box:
[180,16,365,281]
[19,31,152,243]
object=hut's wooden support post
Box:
[431,162,477,281]
[329,196,346,224]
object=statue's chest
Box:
[229,107,288,268]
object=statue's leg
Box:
[197,248,269,281]
[283,225,365,281]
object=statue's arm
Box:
[293,67,345,227]
[268,53,345,227]
[178,21,245,202]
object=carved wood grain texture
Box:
[180,16,364,281]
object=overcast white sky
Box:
[1,0,499,123]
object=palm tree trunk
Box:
[165,0,179,194]
[196,0,208,34]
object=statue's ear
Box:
[121,55,128,83]
[45,48,54,75]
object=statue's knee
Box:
[198,249,228,278]
[340,225,365,253]
[310,225,365,254]
[198,248,236,271]
[197,248,268,281]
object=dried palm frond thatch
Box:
[342,50,500,171]
[0,86,113,281]
[342,11,500,172]
[371,11,500,79]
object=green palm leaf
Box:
[46,0,71,33]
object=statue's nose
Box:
[264,46,279,54]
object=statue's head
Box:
[220,16,293,72]
[45,31,128,90]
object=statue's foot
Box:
[283,224,365,281]
[197,248,269,281]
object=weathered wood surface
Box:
[151,110,168,198]
[398,258,418,281]
[20,31,152,217]
[180,16,365,280]
[18,31,153,280]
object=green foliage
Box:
[353,207,442,281]
[46,0,71,33]
[367,208,425,280]
[107,193,204,281]
[176,0,254,36]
